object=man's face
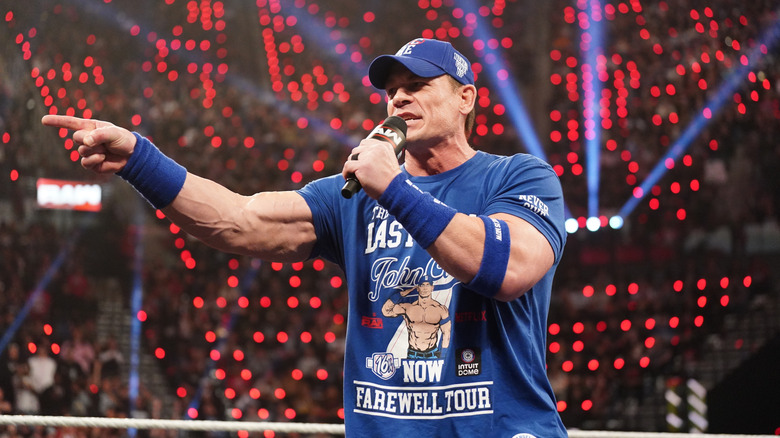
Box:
[383,64,463,146]
[418,281,433,296]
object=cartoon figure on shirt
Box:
[381,277,451,359]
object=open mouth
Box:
[397,113,420,123]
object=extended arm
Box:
[42,115,317,262]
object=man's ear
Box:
[459,84,477,115]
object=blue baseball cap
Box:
[368,38,474,89]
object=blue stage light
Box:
[619,17,780,219]
[581,3,606,219]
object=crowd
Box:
[545,0,780,429]
[0,0,778,435]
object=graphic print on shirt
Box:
[381,276,451,362]
[357,205,494,420]
[363,271,457,381]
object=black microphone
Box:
[341,115,407,199]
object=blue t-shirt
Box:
[297,151,568,437]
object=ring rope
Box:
[0,415,345,434]
[0,416,775,437]
[567,431,774,438]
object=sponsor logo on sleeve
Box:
[518,194,549,217]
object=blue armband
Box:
[378,173,457,249]
[116,132,187,210]
[466,216,510,298]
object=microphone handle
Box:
[341,176,362,199]
[340,141,405,199]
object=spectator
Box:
[60,325,96,377]
[97,336,124,380]
[27,343,57,400]
[12,362,39,415]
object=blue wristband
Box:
[465,216,510,298]
[378,173,457,249]
[117,133,187,209]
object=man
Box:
[42,38,568,437]
[382,277,451,359]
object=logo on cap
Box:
[454,53,468,79]
[396,38,425,56]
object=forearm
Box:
[428,212,553,302]
[425,213,483,284]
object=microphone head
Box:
[382,115,407,137]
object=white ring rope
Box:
[0,415,345,434]
[0,416,775,437]
[567,432,774,438]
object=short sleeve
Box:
[482,155,567,262]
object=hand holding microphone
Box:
[341,116,408,199]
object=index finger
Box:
[41,115,98,131]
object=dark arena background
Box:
[1,0,779,436]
